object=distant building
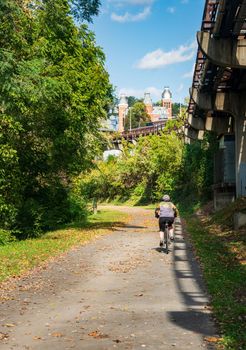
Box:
[118,94,128,132]
[118,87,173,132]
[101,107,119,132]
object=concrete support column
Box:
[205,114,232,134]
[188,114,205,130]
[235,114,246,197]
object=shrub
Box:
[0,229,16,245]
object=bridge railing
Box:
[121,120,166,139]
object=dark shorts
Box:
[159,217,174,231]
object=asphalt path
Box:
[0,206,217,349]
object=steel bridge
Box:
[187,0,246,208]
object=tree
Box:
[77,132,183,204]
[127,96,141,107]
[0,0,112,235]
[70,0,101,22]
[124,101,151,130]
[154,100,162,106]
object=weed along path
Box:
[0,206,217,350]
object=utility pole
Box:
[130,107,132,131]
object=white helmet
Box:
[162,194,170,201]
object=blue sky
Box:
[90,0,204,103]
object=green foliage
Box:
[153,100,162,106]
[77,132,183,204]
[124,101,151,130]
[127,96,141,107]
[70,0,101,22]
[173,132,217,205]
[172,102,186,117]
[0,229,16,246]
[0,0,111,236]
[76,115,216,209]
[164,113,186,136]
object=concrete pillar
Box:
[184,126,198,141]
[235,114,246,197]
[184,137,191,145]
[198,130,204,140]
[188,114,205,130]
[205,114,232,134]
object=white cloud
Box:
[118,86,162,100]
[183,64,195,78]
[145,86,163,99]
[111,6,151,22]
[136,41,196,70]
[167,7,175,14]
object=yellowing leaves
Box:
[51,332,63,338]
[204,336,223,343]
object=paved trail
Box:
[0,206,217,350]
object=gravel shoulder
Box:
[0,206,217,349]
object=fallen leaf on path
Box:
[88,330,109,339]
[88,331,99,337]
[88,331,100,337]
[108,256,146,273]
[204,336,223,343]
[33,336,42,340]
[51,332,63,337]
[0,332,9,340]
[135,293,143,297]
[3,323,15,328]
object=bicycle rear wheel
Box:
[164,225,169,254]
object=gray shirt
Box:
[159,201,176,218]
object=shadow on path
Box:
[168,219,217,346]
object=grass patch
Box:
[0,209,129,283]
[184,213,246,350]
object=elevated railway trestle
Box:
[187,0,246,209]
[121,120,167,140]
[108,120,171,155]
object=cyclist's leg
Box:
[159,218,165,246]
[169,227,174,240]
[168,219,174,240]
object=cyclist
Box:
[155,194,178,247]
